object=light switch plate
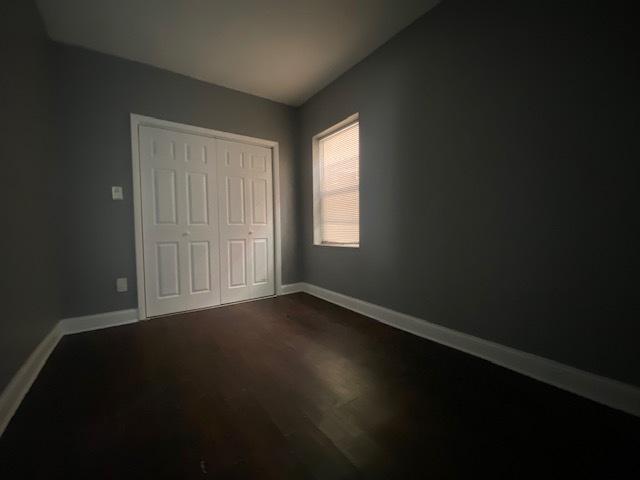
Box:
[112,186,123,200]
[116,277,128,292]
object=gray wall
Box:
[55,44,300,318]
[298,0,639,386]
[0,2,60,390]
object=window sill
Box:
[313,242,359,249]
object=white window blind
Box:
[317,121,359,245]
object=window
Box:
[313,114,360,247]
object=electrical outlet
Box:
[116,277,128,292]
[112,186,123,200]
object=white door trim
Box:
[130,114,283,319]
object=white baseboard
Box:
[0,308,139,438]
[61,309,139,335]
[298,282,640,418]
[0,323,64,437]
[279,283,305,295]
[3,288,638,441]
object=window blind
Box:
[318,121,359,245]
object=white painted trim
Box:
[296,283,640,418]
[272,143,283,294]
[1,289,302,436]
[0,308,140,438]
[131,117,147,320]
[60,309,139,335]
[130,113,283,317]
[0,323,64,437]
[279,283,305,295]
[4,285,636,441]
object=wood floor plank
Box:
[1,293,638,479]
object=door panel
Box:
[217,140,274,303]
[226,177,246,224]
[153,169,178,224]
[140,126,221,316]
[189,241,211,293]
[186,173,209,225]
[252,238,268,284]
[228,239,247,288]
[251,178,268,225]
[157,242,180,297]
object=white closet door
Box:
[217,139,275,303]
[139,126,221,317]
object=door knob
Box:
[182,231,191,237]
[248,231,253,235]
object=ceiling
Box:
[37,0,440,106]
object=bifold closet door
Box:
[217,139,275,304]
[139,126,221,317]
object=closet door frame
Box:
[130,113,283,320]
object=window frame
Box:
[312,113,360,248]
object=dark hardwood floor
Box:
[1,293,638,479]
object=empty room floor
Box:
[1,294,638,479]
